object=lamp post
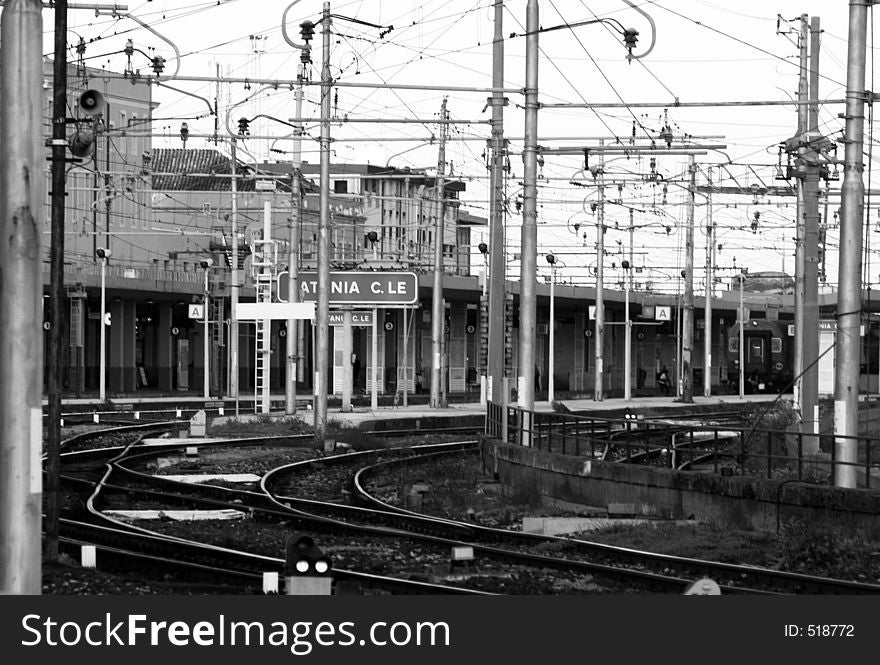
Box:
[200,258,214,399]
[546,253,556,402]
[96,247,111,401]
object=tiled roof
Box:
[150,148,255,192]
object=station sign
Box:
[329,311,373,326]
[277,271,418,305]
[188,304,204,319]
[655,306,671,321]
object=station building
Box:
[45,63,861,403]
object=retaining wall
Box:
[482,437,880,536]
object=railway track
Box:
[54,418,880,595]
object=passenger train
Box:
[726,318,880,394]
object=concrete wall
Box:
[482,438,880,536]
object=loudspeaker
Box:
[77,89,105,116]
[68,131,95,158]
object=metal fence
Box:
[485,402,880,490]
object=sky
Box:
[31,0,880,294]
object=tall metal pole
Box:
[430,97,449,408]
[835,0,868,488]
[519,0,539,413]
[341,309,353,411]
[0,0,44,593]
[286,65,304,415]
[548,258,555,402]
[703,166,714,397]
[624,210,633,401]
[99,256,107,401]
[594,148,605,402]
[46,0,68,567]
[802,16,822,446]
[681,154,696,403]
[793,14,809,423]
[230,139,240,407]
[314,2,332,441]
[739,273,745,400]
[203,267,211,399]
[487,0,506,404]
[371,308,378,410]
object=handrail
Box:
[485,401,880,489]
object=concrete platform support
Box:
[109,299,137,392]
[156,302,173,390]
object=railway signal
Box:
[285,535,332,595]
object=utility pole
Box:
[681,154,696,403]
[286,62,306,415]
[0,0,44,594]
[802,15,822,447]
[230,139,240,410]
[703,166,714,397]
[519,0,539,416]
[835,0,868,488]
[487,0,506,404]
[282,8,312,416]
[623,209,633,401]
[314,1,331,441]
[793,14,809,425]
[594,144,605,402]
[430,96,449,409]
[46,0,68,566]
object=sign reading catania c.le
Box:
[277,271,418,306]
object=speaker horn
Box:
[68,131,95,158]
[77,89,105,117]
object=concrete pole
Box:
[314,2,332,441]
[518,0,539,412]
[834,0,868,489]
[802,16,822,447]
[0,0,44,594]
[793,14,809,423]
[286,67,304,415]
[681,155,696,403]
[230,139,240,407]
[430,97,449,408]
[594,149,605,402]
[487,0,506,404]
[703,166,714,397]
[342,309,353,412]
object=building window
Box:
[334,180,348,194]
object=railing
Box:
[485,402,880,490]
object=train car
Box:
[726,319,794,394]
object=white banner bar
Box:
[235,302,316,320]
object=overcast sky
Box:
[33,1,880,293]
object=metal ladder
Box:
[251,238,276,414]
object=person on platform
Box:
[657,365,671,396]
